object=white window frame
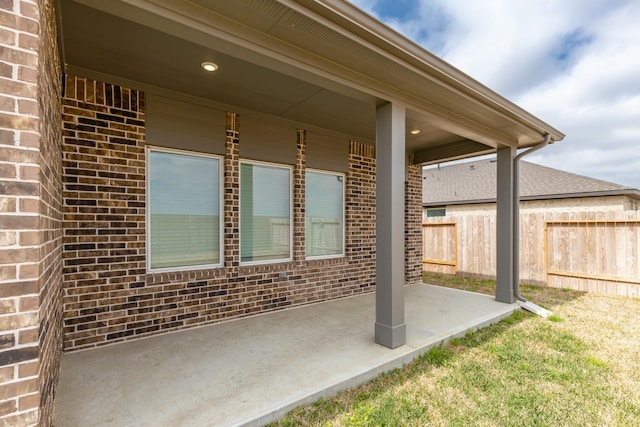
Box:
[425,207,446,219]
[146,146,224,273]
[239,159,293,266]
[305,168,346,260]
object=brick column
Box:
[0,0,63,425]
[224,112,240,270]
[61,76,146,348]
[345,141,376,288]
[405,159,423,285]
[293,129,306,263]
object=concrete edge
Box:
[240,303,520,426]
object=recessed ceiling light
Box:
[201,61,219,72]
[410,129,421,135]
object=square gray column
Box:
[375,102,406,348]
[496,147,516,303]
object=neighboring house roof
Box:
[423,159,640,206]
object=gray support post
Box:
[375,102,407,348]
[496,147,516,303]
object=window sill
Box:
[146,266,226,285]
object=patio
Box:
[53,284,518,426]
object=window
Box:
[240,161,292,264]
[306,170,345,259]
[425,207,446,218]
[148,148,222,271]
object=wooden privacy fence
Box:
[545,219,639,296]
[423,211,640,298]
[423,214,497,280]
[422,222,457,274]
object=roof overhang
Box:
[57,0,564,163]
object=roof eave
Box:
[67,0,564,150]
[293,0,565,144]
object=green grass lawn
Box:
[271,273,640,426]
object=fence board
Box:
[546,216,640,297]
[422,222,457,275]
[423,210,640,298]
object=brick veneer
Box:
[36,1,63,424]
[61,76,147,349]
[405,160,423,285]
[61,76,395,351]
[0,0,63,425]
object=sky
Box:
[349,0,640,189]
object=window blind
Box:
[149,149,221,270]
[306,170,344,258]
[240,161,291,263]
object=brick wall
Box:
[405,161,423,285]
[61,76,146,349]
[35,0,63,424]
[0,0,63,425]
[61,76,394,351]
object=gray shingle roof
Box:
[423,159,640,206]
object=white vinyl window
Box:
[425,207,446,218]
[147,147,222,271]
[240,160,292,264]
[305,169,345,259]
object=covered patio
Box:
[0,1,566,425]
[54,0,563,352]
[54,284,518,426]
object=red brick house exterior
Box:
[60,76,424,351]
[0,1,562,425]
[1,0,62,424]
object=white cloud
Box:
[349,0,640,189]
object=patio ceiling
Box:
[57,0,564,165]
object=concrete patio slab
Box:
[54,284,519,426]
